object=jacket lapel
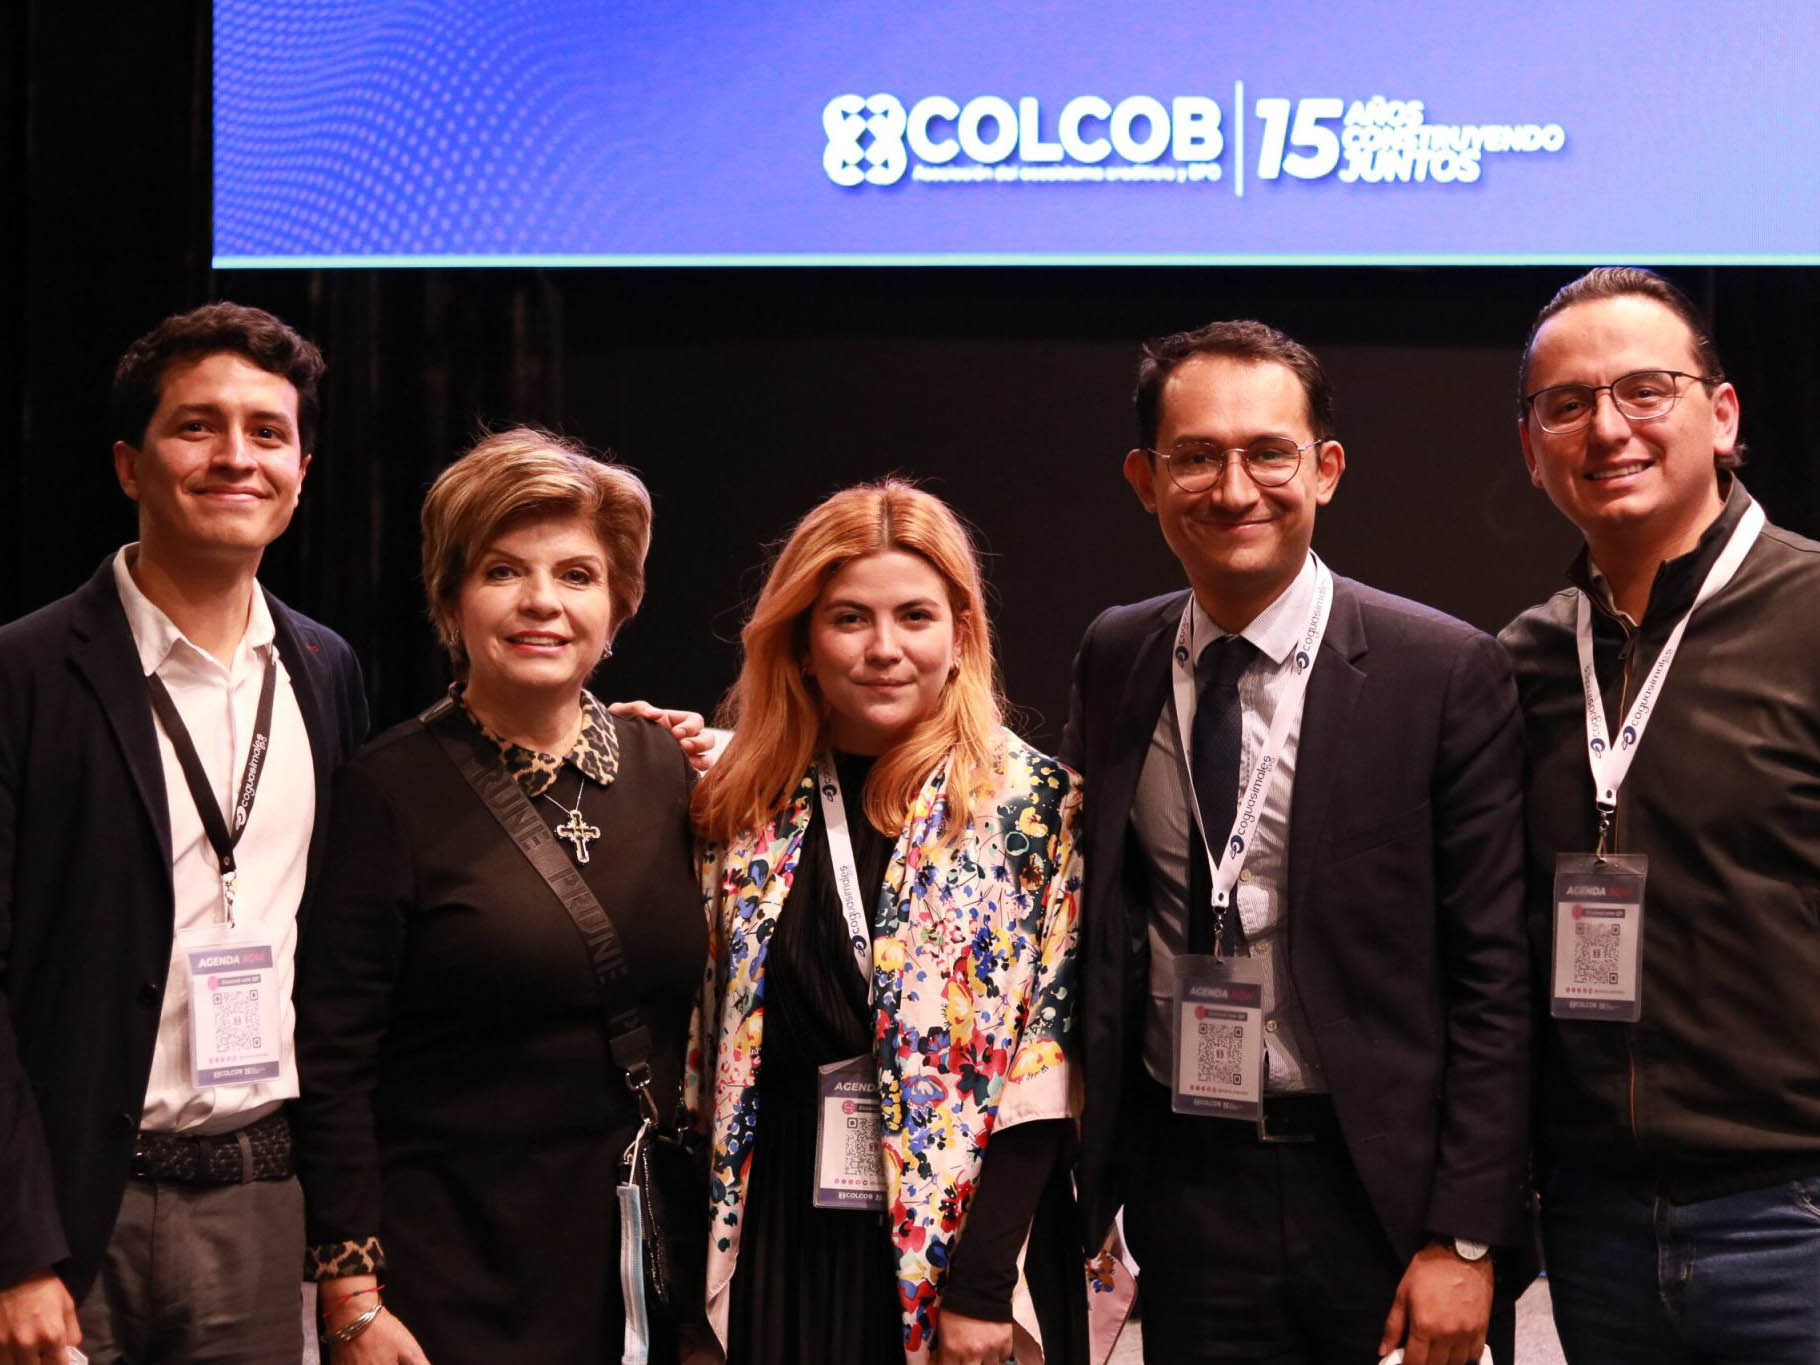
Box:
[1095,598,1179,958]
[1100,596,1180,854]
[267,593,336,804]
[67,559,172,859]
[1286,576,1368,921]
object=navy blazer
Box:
[1062,573,1531,1263]
[0,557,367,1298]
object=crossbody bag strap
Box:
[421,697,659,1119]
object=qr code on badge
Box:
[1571,921,1622,986]
[842,1113,879,1176]
[210,986,263,1052]
[1196,1020,1244,1087]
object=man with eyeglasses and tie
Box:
[1064,319,1531,1365]
[1501,267,1820,1364]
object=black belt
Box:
[1150,1078,1340,1145]
[1242,1093,1339,1145]
[131,1111,293,1185]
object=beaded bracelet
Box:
[324,1304,384,1346]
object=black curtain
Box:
[8,2,1819,741]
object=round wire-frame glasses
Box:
[1149,436,1321,492]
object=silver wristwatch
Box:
[1450,1237,1491,1262]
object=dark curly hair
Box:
[112,302,326,450]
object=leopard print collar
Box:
[453,686,620,797]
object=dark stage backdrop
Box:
[7,3,1820,742]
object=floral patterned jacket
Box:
[690,731,1084,1361]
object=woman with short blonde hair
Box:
[295,427,704,1364]
[419,426,652,670]
[692,479,1085,1365]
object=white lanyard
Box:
[1171,556,1333,911]
[814,754,875,1005]
[1574,501,1763,824]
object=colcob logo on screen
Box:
[822,93,1226,186]
[822,92,1566,188]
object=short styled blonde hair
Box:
[420,427,652,674]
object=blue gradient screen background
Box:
[213,0,1820,267]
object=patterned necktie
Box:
[1187,634,1258,955]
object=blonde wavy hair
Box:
[693,480,1005,844]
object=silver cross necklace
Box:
[543,775,601,864]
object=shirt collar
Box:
[112,544,274,677]
[1581,563,1638,628]
[1569,475,1752,630]
[455,685,621,797]
[1189,552,1318,671]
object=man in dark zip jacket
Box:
[1501,266,1820,1365]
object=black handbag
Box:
[618,1104,707,1311]
[423,700,707,1331]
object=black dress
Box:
[725,753,1076,1364]
[727,751,904,1364]
[293,705,705,1363]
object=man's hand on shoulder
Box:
[1377,1239,1492,1365]
[0,1268,78,1363]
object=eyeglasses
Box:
[1522,369,1715,435]
[1148,437,1321,492]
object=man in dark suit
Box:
[1063,320,1530,1365]
[0,303,368,1361]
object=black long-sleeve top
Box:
[292,701,704,1362]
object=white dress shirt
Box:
[1132,552,1327,1094]
[114,546,315,1134]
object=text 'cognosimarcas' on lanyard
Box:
[144,653,278,927]
[1574,500,1763,849]
[815,753,877,1006]
[1171,555,1333,919]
